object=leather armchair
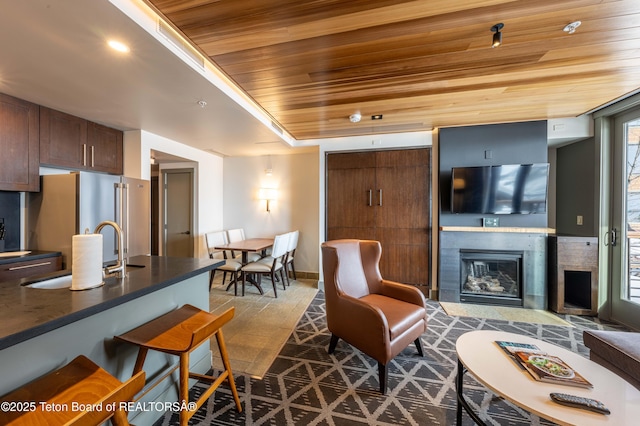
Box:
[321,239,428,394]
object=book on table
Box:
[512,350,593,389]
[495,341,593,388]
[495,340,546,370]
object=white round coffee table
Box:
[456,330,640,425]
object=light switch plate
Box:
[483,217,499,227]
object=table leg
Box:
[240,251,264,295]
[456,358,487,426]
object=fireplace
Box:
[460,250,523,306]
[439,231,547,309]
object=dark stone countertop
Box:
[0,255,223,350]
[0,250,62,265]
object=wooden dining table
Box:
[214,238,274,294]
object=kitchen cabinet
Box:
[0,93,40,192]
[0,253,62,282]
[40,106,123,174]
[326,148,431,288]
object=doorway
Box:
[610,107,640,329]
[162,168,194,257]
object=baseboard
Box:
[288,270,319,280]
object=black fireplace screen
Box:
[460,251,522,300]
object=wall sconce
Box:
[258,188,278,212]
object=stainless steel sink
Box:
[24,275,72,289]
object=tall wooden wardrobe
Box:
[326,148,431,291]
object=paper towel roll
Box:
[71,233,104,291]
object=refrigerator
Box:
[26,172,150,269]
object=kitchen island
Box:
[0,255,223,425]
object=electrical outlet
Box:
[483,217,499,227]
[577,215,583,225]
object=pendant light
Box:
[491,23,504,48]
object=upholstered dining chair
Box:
[285,230,299,281]
[227,228,262,262]
[241,232,289,297]
[205,231,242,294]
[321,239,428,394]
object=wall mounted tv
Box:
[451,163,549,214]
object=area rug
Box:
[208,276,318,379]
[155,295,627,426]
[439,301,573,327]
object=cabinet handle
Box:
[378,189,383,206]
[82,144,87,166]
[91,145,95,167]
[9,261,52,271]
[368,189,372,206]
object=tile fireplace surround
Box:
[439,227,551,309]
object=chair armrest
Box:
[379,280,426,307]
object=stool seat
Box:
[115,304,241,425]
[0,355,144,426]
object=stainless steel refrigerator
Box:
[26,172,150,269]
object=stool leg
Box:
[216,330,242,412]
[133,347,148,375]
[111,409,131,426]
[179,352,190,426]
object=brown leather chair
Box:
[321,239,428,394]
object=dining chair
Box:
[241,232,289,297]
[258,231,291,286]
[227,228,262,262]
[205,231,242,294]
[285,230,299,281]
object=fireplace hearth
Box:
[460,250,523,306]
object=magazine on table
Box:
[512,351,593,388]
[495,340,546,370]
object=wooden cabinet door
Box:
[375,149,430,285]
[0,93,39,192]
[326,152,376,241]
[40,106,87,169]
[87,122,123,174]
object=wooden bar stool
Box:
[115,305,241,425]
[0,355,144,426]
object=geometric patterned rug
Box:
[154,292,627,426]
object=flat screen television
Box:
[451,163,549,214]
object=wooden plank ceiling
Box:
[146,0,640,140]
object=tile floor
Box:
[207,272,318,378]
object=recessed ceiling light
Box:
[371,114,383,120]
[108,40,130,53]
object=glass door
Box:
[610,108,640,329]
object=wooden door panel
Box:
[39,107,86,169]
[377,227,429,285]
[375,165,429,229]
[326,167,375,229]
[327,227,376,242]
[87,122,123,174]
[0,94,39,192]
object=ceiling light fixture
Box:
[107,40,130,53]
[563,21,581,34]
[349,113,362,123]
[197,100,207,108]
[371,114,383,120]
[491,23,504,48]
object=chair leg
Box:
[328,334,339,354]
[415,337,424,357]
[290,260,296,281]
[279,268,287,290]
[270,271,278,298]
[378,362,387,394]
[241,271,246,296]
[222,271,228,286]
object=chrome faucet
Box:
[94,220,125,278]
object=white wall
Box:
[223,152,320,274]
[123,130,223,258]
